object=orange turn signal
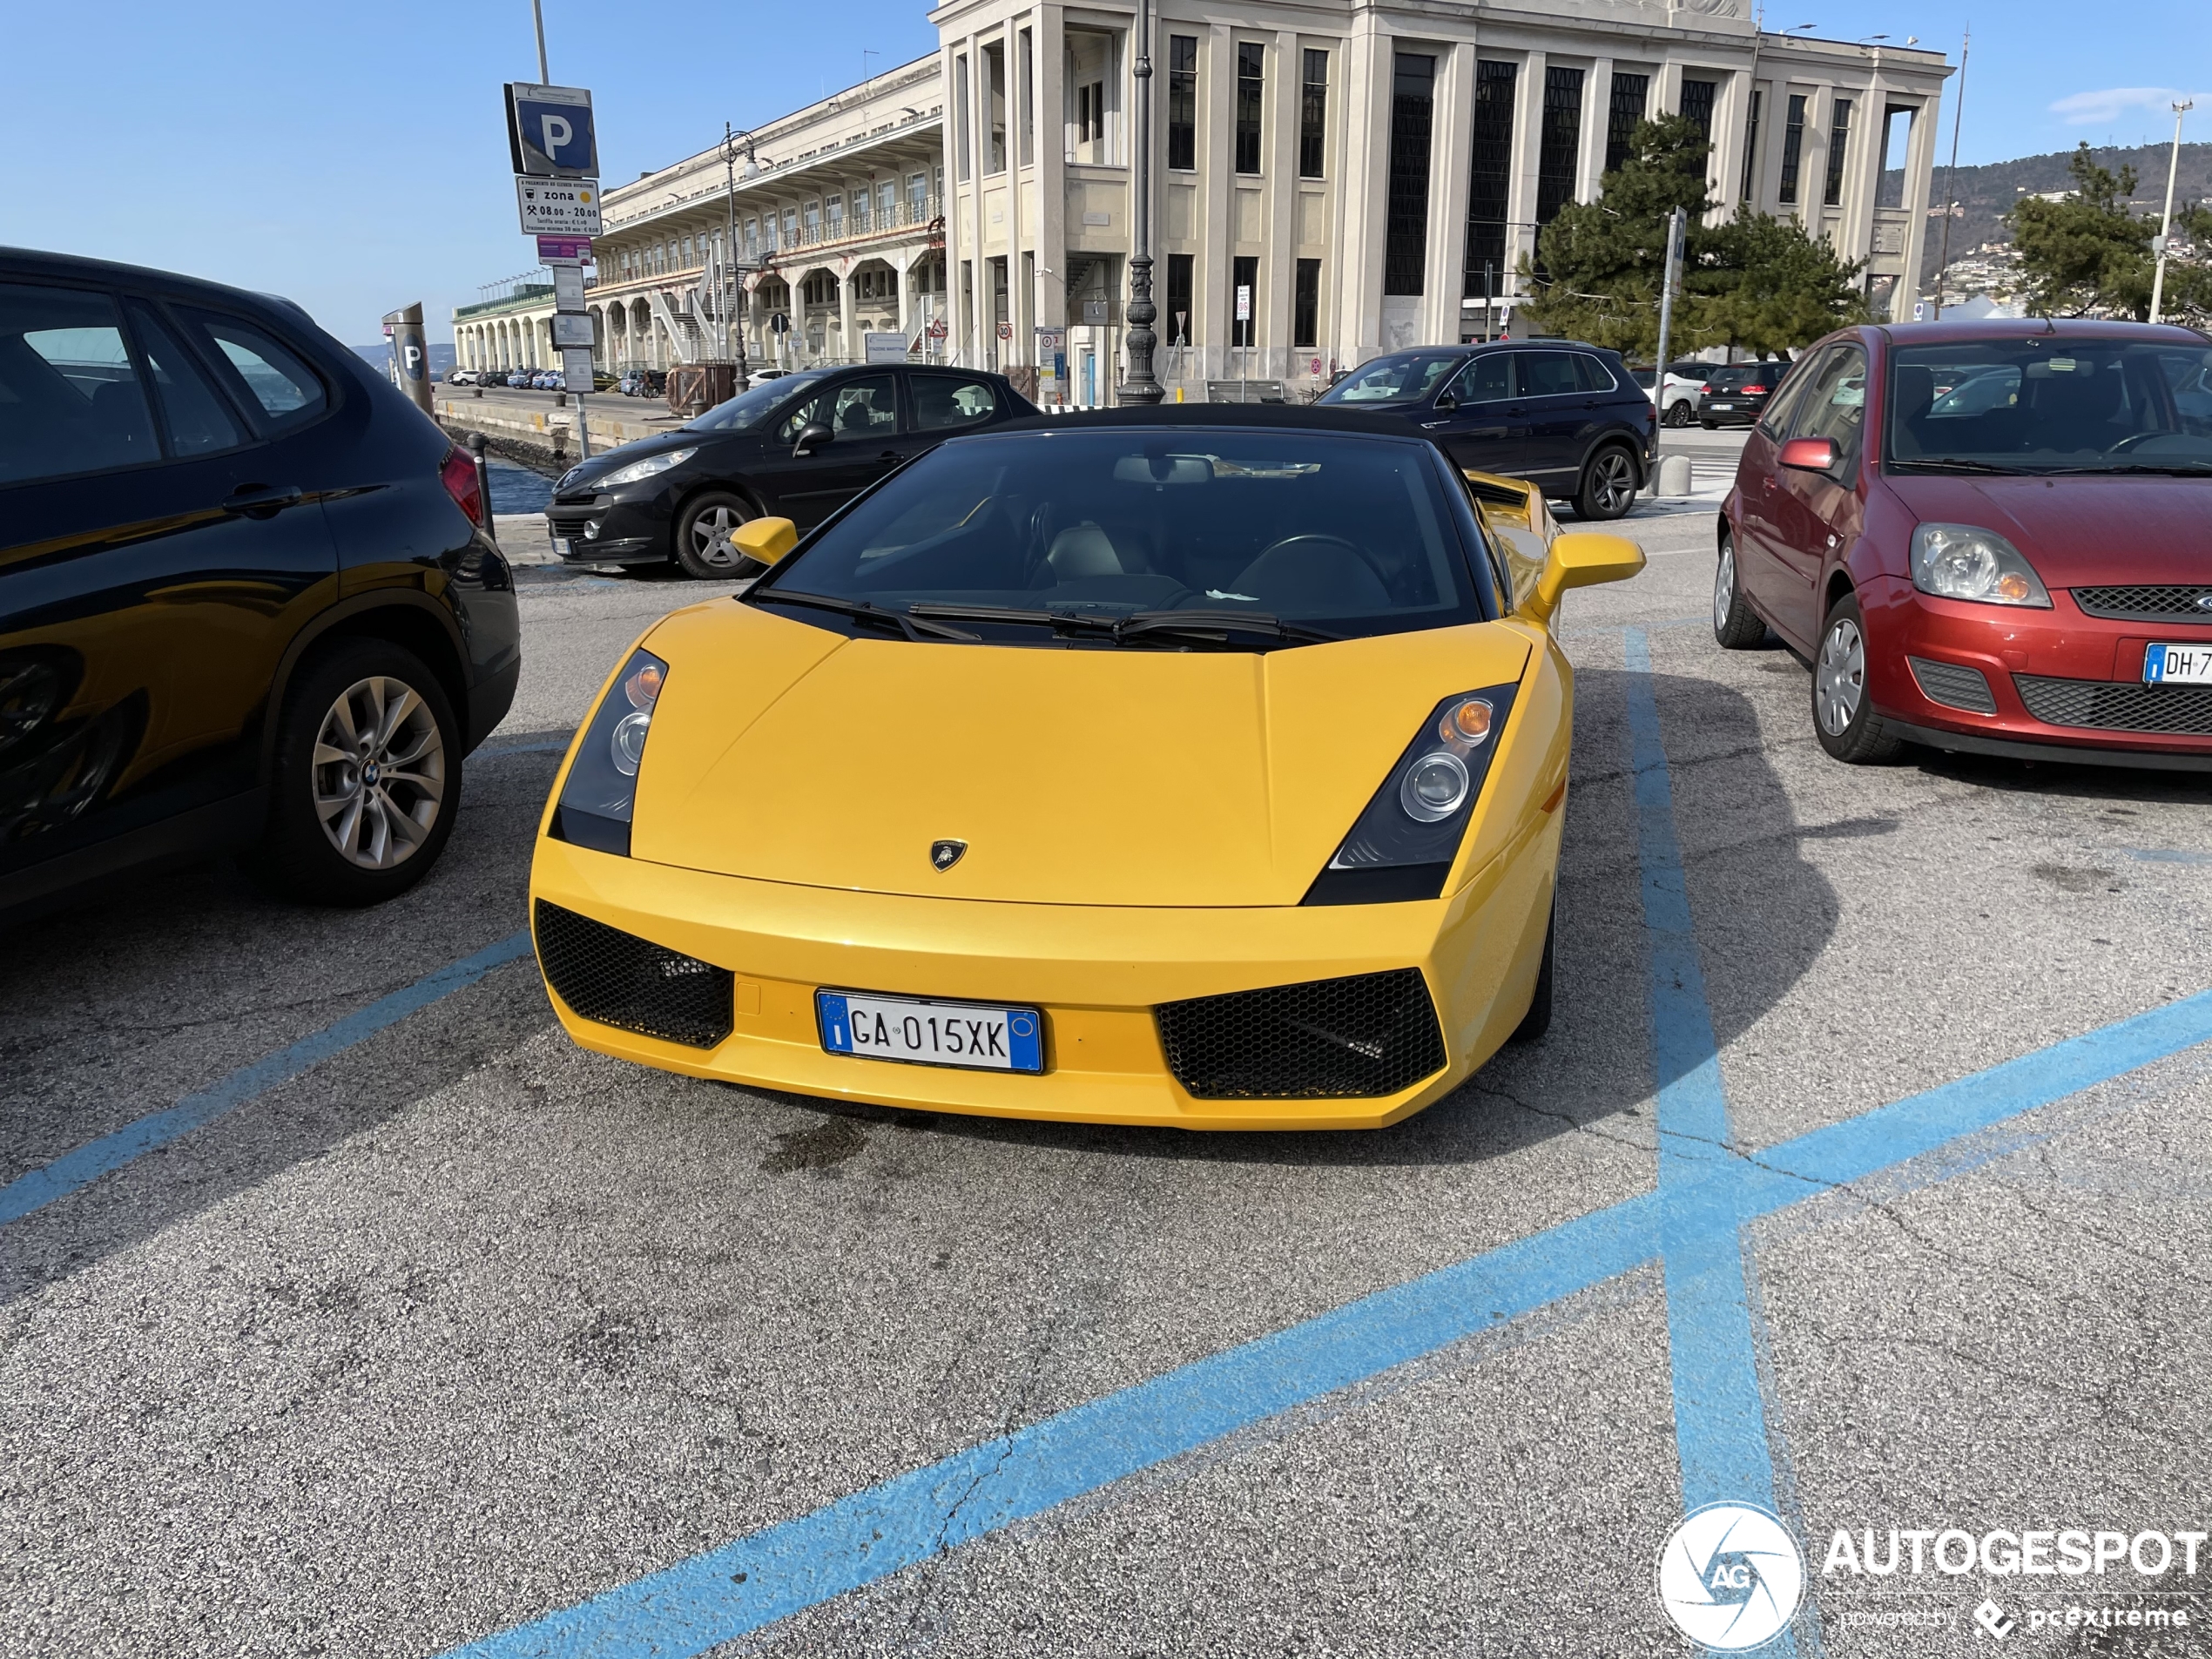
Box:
[1442,698,1494,745]
[624,664,664,710]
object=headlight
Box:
[550,649,667,857]
[598,447,698,488]
[1911,523,2051,608]
[1306,688,1518,905]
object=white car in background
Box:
[1633,361,1712,428]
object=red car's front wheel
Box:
[1812,592,1905,764]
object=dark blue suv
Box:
[1318,341,1656,520]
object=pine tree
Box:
[1518,114,1869,359]
[2009,143,2212,321]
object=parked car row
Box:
[446,367,618,392]
[2,246,519,922]
[1714,317,2212,773]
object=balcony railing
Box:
[596,198,945,290]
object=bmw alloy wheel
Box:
[1814,615,1867,737]
[311,676,447,869]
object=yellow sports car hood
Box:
[627,600,1531,907]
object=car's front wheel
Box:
[261,639,461,905]
[1573,444,1640,520]
[674,490,756,580]
[1812,591,1905,764]
[1713,529,1768,648]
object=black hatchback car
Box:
[1,247,519,920]
[547,364,1038,577]
[1695,361,1784,428]
[1316,341,1656,519]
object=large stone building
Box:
[455,1,1950,402]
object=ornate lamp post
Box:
[1117,0,1164,404]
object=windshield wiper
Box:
[751,589,979,643]
[906,602,1118,636]
[1116,610,1340,647]
[1888,457,2027,475]
[2036,462,2212,476]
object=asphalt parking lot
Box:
[4,435,2209,1657]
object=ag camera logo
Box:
[1658,1503,1806,1650]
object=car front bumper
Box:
[527,819,1559,1130]
[1866,577,2212,762]
[545,489,672,563]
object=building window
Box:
[985,41,1007,174]
[1464,60,1516,297]
[782,206,799,247]
[956,54,971,181]
[1383,51,1435,296]
[1535,65,1584,230]
[1019,29,1035,167]
[1231,254,1258,348]
[1235,43,1264,174]
[1875,105,1913,208]
[1077,82,1106,151]
[1168,36,1197,171]
[1679,77,1717,141]
[880,179,899,225]
[826,194,844,239]
[1824,96,1852,205]
[1293,258,1320,347]
[681,233,694,263]
[1165,252,1195,347]
[1605,72,1648,176]
[908,172,928,219]
[1299,50,1328,179]
[852,185,871,233]
[1779,93,1807,204]
[803,199,821,242]
[1741,90,1763,201]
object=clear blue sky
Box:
[3,1,2206,346]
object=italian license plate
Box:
[817,990,1043,1073]
[550,536,574,559]
[2144,644,2212,685]
[1708,401,1736,410]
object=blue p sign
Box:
[506,84,597,178]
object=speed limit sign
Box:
[997,320,1013,341]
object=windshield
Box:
[753,428,1493,645]
[1887,338,2212,473]
[1318,353,1463,405]
[689,368,834,432]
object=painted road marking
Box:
[0,930,533,1227]
[440,631,2212,1658]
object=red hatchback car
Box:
[1714,320,2212,767]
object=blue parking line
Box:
[0,929,533,1227]
[441,632,2212,1659]
[1623,625,1793,1589]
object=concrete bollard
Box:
[1657,454,1694,497]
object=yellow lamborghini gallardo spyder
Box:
[530,406,1640,1129]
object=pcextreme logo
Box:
[1657,1503,1807,1651]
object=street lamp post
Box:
[724,123,759,392]
[1117,0,1164,404]
[2150,99,2195,327]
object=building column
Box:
[1426,38,1478,347]
[1835,71,1880,265]
[1336,11,1390,363]
[1199,19,1238,381]
[1710,62,1752,218]
[1577,56,1614,205]
[838,258,858,363]
[1507,51,1548,304]
[1898,91,1940,309]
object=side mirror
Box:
[1433,391,1458,413]
[1778,435,1838,473]
[792,421,834,457]
[1523,531,1646,624]
[732,516,799,567]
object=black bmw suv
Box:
[1,247,519,919]
[1317,341,1656,519]
[547,363,1037,577]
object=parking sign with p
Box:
[505,83,597,179]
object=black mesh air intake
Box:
[2013,675,2212,736]
[2071,585,2212,622]
[534,900,733,1048]
[1907,655,1997,715]
[1156,968,1447,1100]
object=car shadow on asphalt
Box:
[0,756,563,1309]
[724,664,1842,1177]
